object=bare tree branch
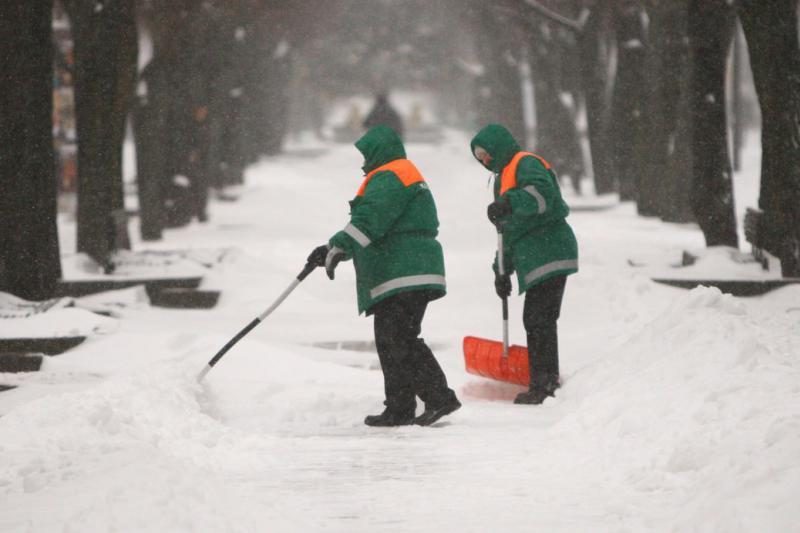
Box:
[520,0,590,33]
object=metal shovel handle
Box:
[497,229,509,358]
[196,261,317,382]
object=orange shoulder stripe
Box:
[356,159,425,196]
[499,151,552,196]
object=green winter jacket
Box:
[329,126,446,315]
[470,124,578,293]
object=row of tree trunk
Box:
[475,0,799,276]
[134,0,294,240]
[1,0,300,299]
[2,0,798,301]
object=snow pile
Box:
[646,245,785,280]
[198,335,381,436]
[74,285,151,317]
[61,252,206,280]
[0,364,299,531]
[554,285,799,531]
[0,307,117,338]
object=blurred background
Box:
[2,0,798,301]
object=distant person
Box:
[470,123,579,404]
[363,93,404,139]
[307,125,460,427]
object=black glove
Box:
[307,244,329,267]
[494,272,512,298]
[325,246,346,280]
[487,197,512,225]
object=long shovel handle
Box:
[196,261,317,383]
[497,230,509,358]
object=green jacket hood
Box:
[470,124,521,173]
[355,126,406,174]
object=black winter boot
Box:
[514,374,560,405]
[364,409,416,427]
[414,396,462,426]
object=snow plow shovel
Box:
[196,260,317,382]
[463,227,530,386]
[463,336,529,386]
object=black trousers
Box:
[523,275,567,381]
[372,291,457,414]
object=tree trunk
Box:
[181,3,214,221]
[737,0,800,276]
[131,58,169,241]
[473,3,526,142]
[639,0,694,221]
[260,34,292,156]
[239,13,269,163]
[213,7,248,187]
[142,2,207,228]
[655,0,696,223]
[0,1,62,299]
[637,1,669,216]
[527,21,585,193]
[63,0,138,267]
[609,0,648,203]
[578,2,615,195]
[687,0,738,247]
[473,17,502,130]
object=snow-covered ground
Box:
[1,129,798,532]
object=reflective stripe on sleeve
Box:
[344,223,371,247]
[523,259,578,286]
[522,185,546,214]
[370,274,446,299]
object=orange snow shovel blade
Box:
[463,336,529,386]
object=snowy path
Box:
[1,131,798,532]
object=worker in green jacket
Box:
[470,124,579,405]
[308,125,461,427]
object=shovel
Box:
[463,226,530,386]
[196,261,317,382]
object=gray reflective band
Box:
[344,223,371,247]
[370,274,446,299]
[325,246,344,271]
[523,185,546,214]
[523,260,578,285]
